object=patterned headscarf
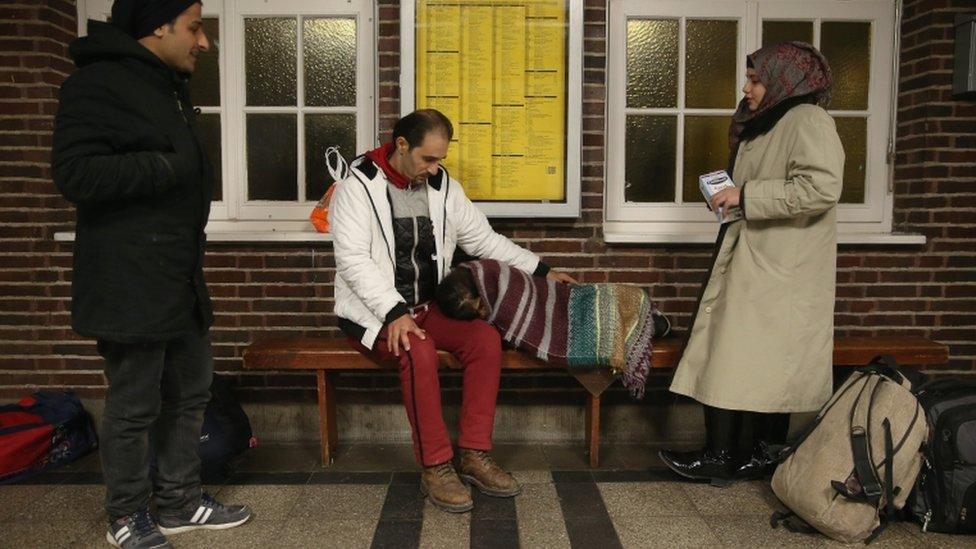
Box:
[728,42,832,167]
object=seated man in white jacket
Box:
[329,109,576,513]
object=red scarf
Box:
[365,142,411,189]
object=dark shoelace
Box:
[467,450,499,469]
[131,508,157,539]
[431,462,455,478]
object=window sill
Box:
[602,227,926,246]
[54,231,334,243]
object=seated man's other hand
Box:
[547,270,578,284]
[387,314,426,356]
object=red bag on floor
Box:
[0,392,98,484]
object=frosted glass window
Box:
[834,116,866,204]
[195,113,222,201]
[762,20,813,48]
[625,115,677,202]
[304,18,357,107]
[821,21,871,110]
[683,116,730,202]
[247,114,297,201]
[305,114,356,201]
[191,18,220,107]
[685,20,738,109]
[626,19,678,108]
[245,18,297,106]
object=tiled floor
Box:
[1,444,973,548]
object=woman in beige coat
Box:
[661,42,845,484]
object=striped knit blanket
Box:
[462,259,656,397]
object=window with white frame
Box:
[76,0,376,236]
[605,0,901,243]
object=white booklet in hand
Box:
[699,170,743,224]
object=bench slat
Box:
[243,336,948,370]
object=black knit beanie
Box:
[111,0,201,39]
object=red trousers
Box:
[349,303,503,466]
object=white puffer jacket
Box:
[329,158,542,348]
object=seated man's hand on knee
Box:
[387,314,426,356]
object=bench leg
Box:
[585,393,600,468]
[317,370,338,467]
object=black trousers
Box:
[705,405,790,454]
[97,332,213,520]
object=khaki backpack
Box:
[770,359,928,544]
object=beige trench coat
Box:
[670,104,845,413]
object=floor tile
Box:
[509,470,552,485]
[292,484,387,520]
[553,480,609,520]
[561,517,623,549]
[681,479,782,516]
[594,444,648,470]
[237,444,321,472]
[613,515,722,549]
[330,444,418,472]
[471,518,519,549]
[20,484,107,522]
[375,482,426,521]
[489,444,550,471]
[515,482,564,523]
[0,520,94,547]
[213,484,304,520]
[276,517,378,548]
[0,484,57,521]
[370,519,424,549]
[542,445,593,470]
[418,505,470,548]
[165,515,282,549]
[703,514,829,547]
[598,481,699,517]
[59,451,102,474]
[517,516,572,549]
[611,445,668,470]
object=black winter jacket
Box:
[52,21,214,343]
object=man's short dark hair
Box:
[392,109,454,149]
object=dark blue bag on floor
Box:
[151,375,256,483]
[0,391,98,484]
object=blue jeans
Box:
[97,332,213,520]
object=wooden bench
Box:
[242,336,949,468]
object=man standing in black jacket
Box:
[52,2,250,547]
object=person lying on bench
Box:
[435,259,671,397]
[329,109,576,514]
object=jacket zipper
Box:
[173,91,187,124]
[411,216,420,303]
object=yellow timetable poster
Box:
[415,0,567,201]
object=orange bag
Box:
[309,183,337,233]
[309,147,348,233]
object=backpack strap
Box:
[832,375,883,504]
[850,425,883,503]
[864,418,898,545]
[769,510,819,535]
[859,355,904,385]
[780,373,871,460]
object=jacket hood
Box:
[70,20,172,73]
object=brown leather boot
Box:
[457,449,522,497]
[421,462,473,513]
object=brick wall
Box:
[0,0,973,402]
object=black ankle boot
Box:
[658,448,737,485]
[734,442,781,480]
